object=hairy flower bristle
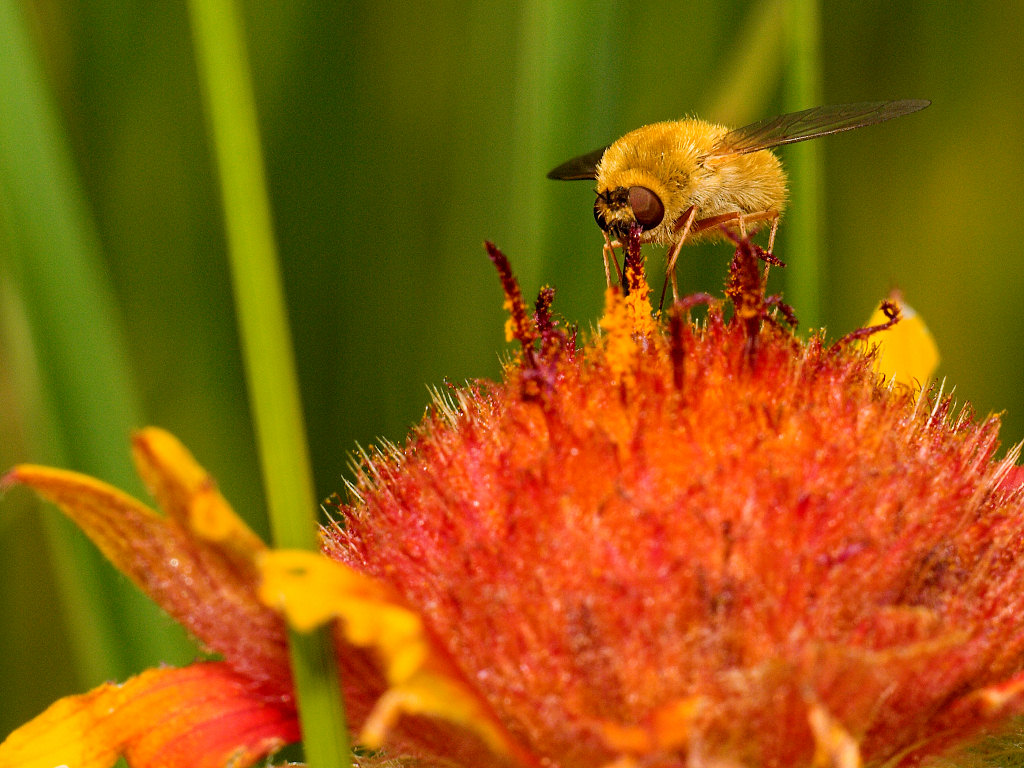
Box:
[319,242,1024,768]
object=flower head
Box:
[320,239,1024,768]
[3,235,1024,768]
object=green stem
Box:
[782,0,824,329]
[185,1,349,766]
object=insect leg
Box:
[763,213,781,286]
[693,209,778,238]
[660,205,698,309]
[601,233,612,286]
[692,211,741,234]
[602,231,624,287]
[691,209,781,282]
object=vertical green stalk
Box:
[0,0,190,685]
[705,0,788,124]
[185,2,349,766]
[508,0,570,290]
[509,0,619,289]
[782,0,823,328]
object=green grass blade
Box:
[705,0,789,125]
[185,1,350,765]
[509,0,619,291]
[0,0,192,686]
[782,0,824,328]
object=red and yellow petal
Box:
[0,662,298,768]
[1,430,292,695]
[4,429,533,768]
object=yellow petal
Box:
[132,427,266,557]
[866,295,940,388]
[259,549,427,682]
[258,550,523,760]
[361,669,509,754]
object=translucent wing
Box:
[547,146,608,180]
[710,99,930,157]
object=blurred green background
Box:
[2,0,1023,739]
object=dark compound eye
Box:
[628,186,664,230]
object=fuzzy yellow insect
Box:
[549,100,930,298]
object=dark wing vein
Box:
[710,99,930,157]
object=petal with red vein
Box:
[1,461,291,697]
[0,663,298,768]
